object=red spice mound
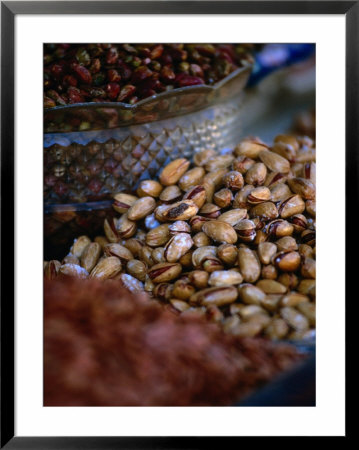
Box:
[44,278,302,406]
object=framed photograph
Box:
[1,1,354,447]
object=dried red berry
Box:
[50,63,65,80]
[63,75,78,87]
[175,74,204,87]
[105,82,121,100]
[117,61,132,81]
[160,65,175,83]
[131,66,153,84]
[44,96,56,108]
[89,58,101,74]
[67,86,84,104]
[73,64,92,84]
[150,44,164,60]
[107,69,121,83]
[117,85,136,102]
[106,47,119,65]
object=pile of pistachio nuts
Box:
[45,134,316,341]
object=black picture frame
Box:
[1,1,354,447]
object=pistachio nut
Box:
[213,188,233,208]
[136,180,163,198]
[192,231,212,248]
[153,282,174,301]
[188,270,209,289]
[297,302,316,326]
[232,156,255,174]
[297,279,316,298]
[202,168,228,187]
[280,292,309,307]
[190,286,238,306]
[59,263,89,279]
[264,318,289,340]
[80,242,101,272]
[164,232,194,262]
[94,236,109,250]
[168,220,191,235]
[127,196,156,221]
[159,185,182,203]
[301,229,316,247]
[62,254,79,265]
[104,218,120,242]
[169,299,191,312]
[70,235,91,258]
[271,141,296,161]
[261,294,282,312]
[199,203,221,219]
[146,224,170,247]
[152,247,166,264]
[104,243,134,264]
[275,236,298,252]
[278,195,305,219]
[288,214,308,233]
[233,185,254,208]
[234,219,256,242]
[178,166,205,191]
[259,149,290,173]
[238,247,261,283]
[234,138,268,158]
[222,171,244,191]
[159,158,190,186]
[269,183,292,202]
[148,262,182,283]
[123,238,144,258]
[278,272,299,290]
[272,251,301,272]
[90,256,122,280]
[250,201,278,221]
[245,162,267,186]
[202,257,224,273]
[113,193,138,214]
[162,200,199,221]
[118,273,144,293]
[280,306,309,332]
[205,154,234,172]
[189,215,210,232]
[306,200,316,217]
[265,219,294,238]
[300,257,316,279]
[172,279,196,300]
[193,149,217,167]
[274,134,300,151]
[264,172,288,187]
[217,244,238,266]
[261,264,278,280]
[247,186,271,204]
[208,270,243,286]
[238,283,266,305]
[287,177,315,200]
[217,209,247,227]
[257,242,277,265]
[44,260,61,280]
[126,259,147,281]
[303,162,316,184]
[202,220,238,244]
[183,185,207,208]
[256,279,287,295]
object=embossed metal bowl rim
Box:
[44,64,252,115]
[44,200,113,214]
